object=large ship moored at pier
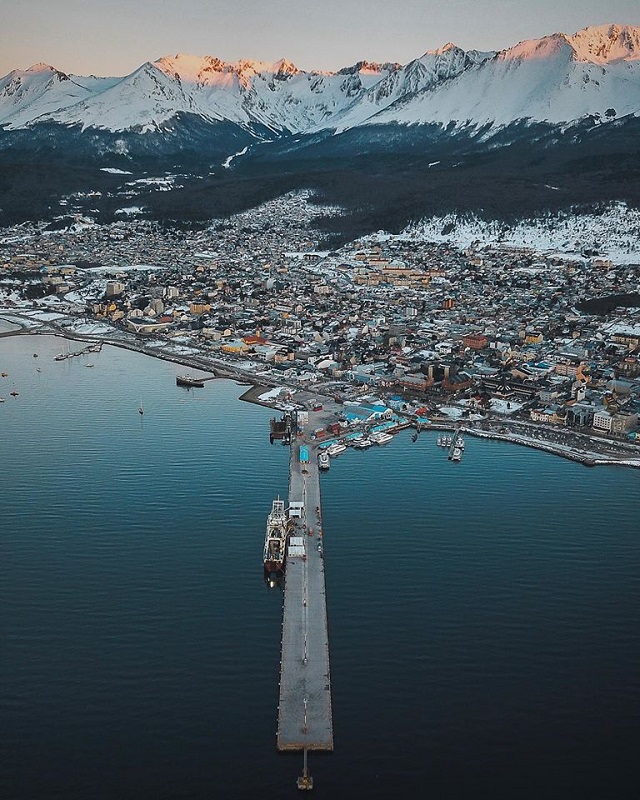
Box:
[263,498,289,575]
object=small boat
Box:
[36,367,41,373]
[369,431,393,445]
[449,446,462,462]
[176,375,205,388]
[1,372,8,377]
[10,390,19,397]
[457,435,465,450]
[138,402,144,415]
[318,451,330,471]
[85,363,94,368]
[437,435,443,446]
[0,397,5,402]
[411,433,418,442]
[33,353,38,358]
[354,438,373,449]
[327,443,347,457]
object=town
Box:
[1,191,639,464]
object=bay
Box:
[1,332,639,799]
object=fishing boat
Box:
[318,451,331,470]
[449,446,462,462]
[457,435,465,450]
[263,498,289,577]
[369,431,393,445]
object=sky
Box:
[1,0,639,77]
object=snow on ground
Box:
[258,386,289,402]
[438,406,465,419]
[487,398,524,415]
[64,321,116,335]
[115,206,146,216]
[84,264,159,273]
[399,202,640,264]
[20,310,67,321]
[0,312,42,328]
[125,177,176,190]
[222,146,249,169]
[163,344,201,355]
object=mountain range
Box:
[1,23,640,237]
[2,24,639,135]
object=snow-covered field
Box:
[400,202,640,264]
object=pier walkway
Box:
[277,440,333,751]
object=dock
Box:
[277,440,333,752]
[448,426,463,459]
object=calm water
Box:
[1,330,639,800]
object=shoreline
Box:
[2,316,640,470]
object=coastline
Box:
[2,312,639,470]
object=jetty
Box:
[277,438,333,760]
[448,427,463,460]
[53,341,103,361]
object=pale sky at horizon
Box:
[2,0,640,77]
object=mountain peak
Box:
[271,58,299,76]
[26,63,58,74]
[566,23,640,63]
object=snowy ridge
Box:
[0,24,639,133]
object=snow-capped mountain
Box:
[365,26,640,129]
[1,24,638,138]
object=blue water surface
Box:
[1,332,639,800]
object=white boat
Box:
[370,431,393,445]
[354,438,373,449]
[457,435,465,450]
[437,435,443,446]
[450,446,462,462]
[318,451,330,470]
[327,443,347,457]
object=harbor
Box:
[1,332,639,800]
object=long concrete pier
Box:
[276,440,333,751]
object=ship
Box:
[354,437,373,449]
[318,451,331,470]
[270,410,294,444]
[369,431,393,445]
[327,442,347,457]
[176,375,205,388]
[449,446,462,462]
[263,497,289,577]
